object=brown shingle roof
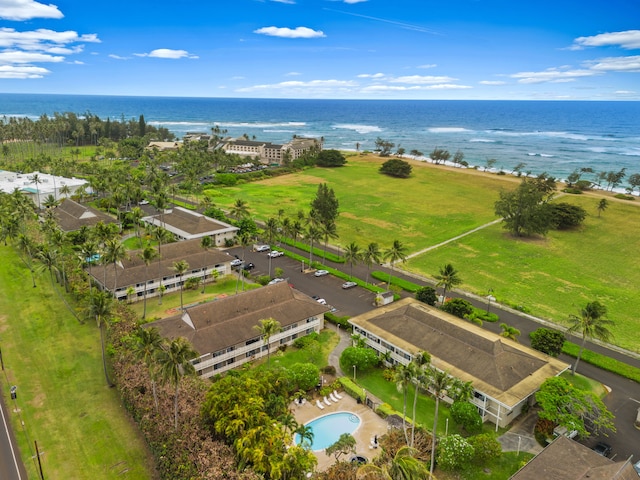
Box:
[147,282,329,355]
[349,298,569,407]
[142,207,237,237]
[53,198,118,232]
[511,435,638,480]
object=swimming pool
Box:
[294,411,361,451]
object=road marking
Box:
[0,397,23,480]
[630,398,640,405]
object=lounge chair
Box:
[316,400,325,410]
[323,396,332,406]
[329,393,339,402]
[333,390,343,400]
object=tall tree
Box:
[230,198,250,220]
[434,263,462,302]
[133,327,163,410]
[428,368,453,476]
[494,178,554,237]
[103,237,128,295]
[410,352,431,447]
[567,301,614,375]
[138,243,158,318]
[172,260,190,312]
[199,235,213,293]
[596,198,608,217]
[319,220,338,260]
[310,183,339,227]
[343,242,362,280]
[393,363,413,444]
[383,240,408,290]
[157,337,198,430]
[86,291,115,386]
[362,242,381,285]
[253,317,282,366]
[357,446,430,480]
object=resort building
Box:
[348,298,569,429]
[141,206,239,246]
[147,282,329,378]
[510,435,638,479]
[51,198,119,232]
[221,137,320,165]
[90,238,234,302]
[0,169,88,207]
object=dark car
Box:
[243,262,255,271]
[592,442,612,457]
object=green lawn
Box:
[268,331,340,370]
[206,156,640,353]
[0,246,153,480]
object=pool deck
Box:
[291,392,389,471]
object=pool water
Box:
[294,412,361,451]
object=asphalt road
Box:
[0,388,27,480]
[229,244,640,463]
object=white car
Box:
[314,269,329,277]
[230,259,243,267]
[316,298,327,305]
[342,281,358,289]
[267,250,284,258]
[255,245,270,252]
[268,278,285,285]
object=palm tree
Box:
[383,240,408,290]
[133,327,163,410]
[305,224,322,267]
[230,198,250,220]
[343,241,361,280]
[319,220,338,260]
[434,263,462,302]
[199,235,213,293]
[253,317,282,366]
[567,301,613,375]
[138,243,158,318]
[78,239,99,294]
[156,337,198,430]
[597,198,608,217]
[172,260,190,311]
[86,291,115,386]
[410,351,431,447]
[264,216,279,246]
[103,237,128,295]
[393,363,413,444]
[129,206,144,245]
[356,446,430,480]
[428,368,452,476]
[363,242,381,285]
[294,423,314,449]
[499,323,521,342]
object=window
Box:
[474,391,485,402]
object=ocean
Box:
[1,93,639,186]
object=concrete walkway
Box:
[327,324,351,378]
[497,411,544,455]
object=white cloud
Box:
[344,0,368,3]
[510,67,597,84]
[479,80,506,85]
[285,71,301,76]
[389,74,457,84]
[586,55,640,72]
[135,49,198,59]
[357,72,385,78]
[572,30,640,50]
[254,26,326,38]
[0,0,63,21]
[0,64,50,78]
[0,50,64,63]
[109,54,130,60]
[361,84,471,92]
[0,28,99,50]
[417,64,437,69]
[614,90,636,95]
[237,79,358,92]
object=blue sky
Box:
[0,0,639,100]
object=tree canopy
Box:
[380,158,412,178]
[316,149,346,167]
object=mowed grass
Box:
[0,246,153,480]
[207,156,640,353]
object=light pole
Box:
[353,365,356,381]
[486,289,495,314]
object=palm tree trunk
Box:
[174,384,179,430]
[572,336,587,375]
[430,398,439,476]
[411,385,419,447]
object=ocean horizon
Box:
[1,93,639,188]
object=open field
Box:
[208,155,640,352]
[0,246,154,480]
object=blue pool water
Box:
[294,412,361,451]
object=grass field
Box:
[0,246,153,480]
[207,155,640,353]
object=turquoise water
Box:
[294,411,361,451]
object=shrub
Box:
[451,401,483,434]
[530,328,565,357]
[547,202,587,229]
[468,308,499,323]
[293,332,319,349]
[380,158,412,178]
[257,275,271,285]
[324,312,351,330]
[382,368,395,382]
[614,193,635,201]
[322,365,336,375]
[468,433,502,465]
[441,298,474,318]
[416,286,437,305]
[563,188,583,194]
[437,434,475,471]
[288,363,320,391]
[376,403,395,418]
[185,277,200,290]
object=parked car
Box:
[342,281,358,289]
[592,442,612,457]
[255,245,270,252]
[230,259,243,267]
[268,278,285,285]
[633,459,640,475]
[243,262,255,271]
[314,269,329,277]
[316,298,327,305]
[267,250,284,258]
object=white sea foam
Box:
[527,153,555,158]
[469,138,496,143]
[213,121,306,129]
[428,127,472,133]
[332,124,382,134]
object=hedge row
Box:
[562,342,640,383]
